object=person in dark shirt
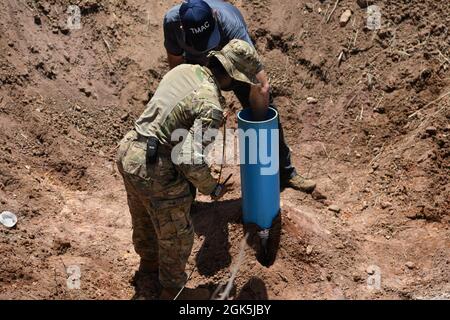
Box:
[163,0,316,193]
[164,0,253,66]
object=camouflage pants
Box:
[116,129,194,289]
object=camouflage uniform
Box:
[116,40,261,289]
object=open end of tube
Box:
[237,107,278,124]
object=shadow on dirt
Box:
[192,199,282,274]
[236,277,269,300]
[208,276,269,300]
[191,198,242,276]
[130,272,160,300]
[244,213,282,268]
[130,199,279,299]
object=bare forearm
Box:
[249,70,270,120]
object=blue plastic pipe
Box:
[237,107,280,229]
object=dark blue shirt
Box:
[164,0,253,65]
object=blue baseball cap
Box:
[180,0,221,53]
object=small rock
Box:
[366,266,375,275]
[34,15,42,26]
[30,46,39,54]
[373,105,385,113]
[306,97,318,104]
[59,25,70,35]
[340,9,353,27]
[381,201,392,209]
[120,113,129,121]
[328,205,341,213]
[304,3,313,13]
[425,126,437,136]
[353,274,362,282]
[279,273,288,283]
[335,243,344,249]
[406,261,415,269]
[312,189,327,201]
[75,105,81,112]
[436,138,445,148]
[79,87,92,97]
[40,3,51,14]
[306,245,314,255]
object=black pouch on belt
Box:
[146,136,159,165]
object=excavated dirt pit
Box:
[0,0,449,299]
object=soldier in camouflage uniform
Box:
[116,39,262,300]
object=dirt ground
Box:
[0,0,449,300]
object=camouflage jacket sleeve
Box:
[176,101,224,195]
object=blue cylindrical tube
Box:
[237,107,280,229]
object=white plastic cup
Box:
[0,211,18,228]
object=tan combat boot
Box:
[283,175,316,193]
[159,287,211,300]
